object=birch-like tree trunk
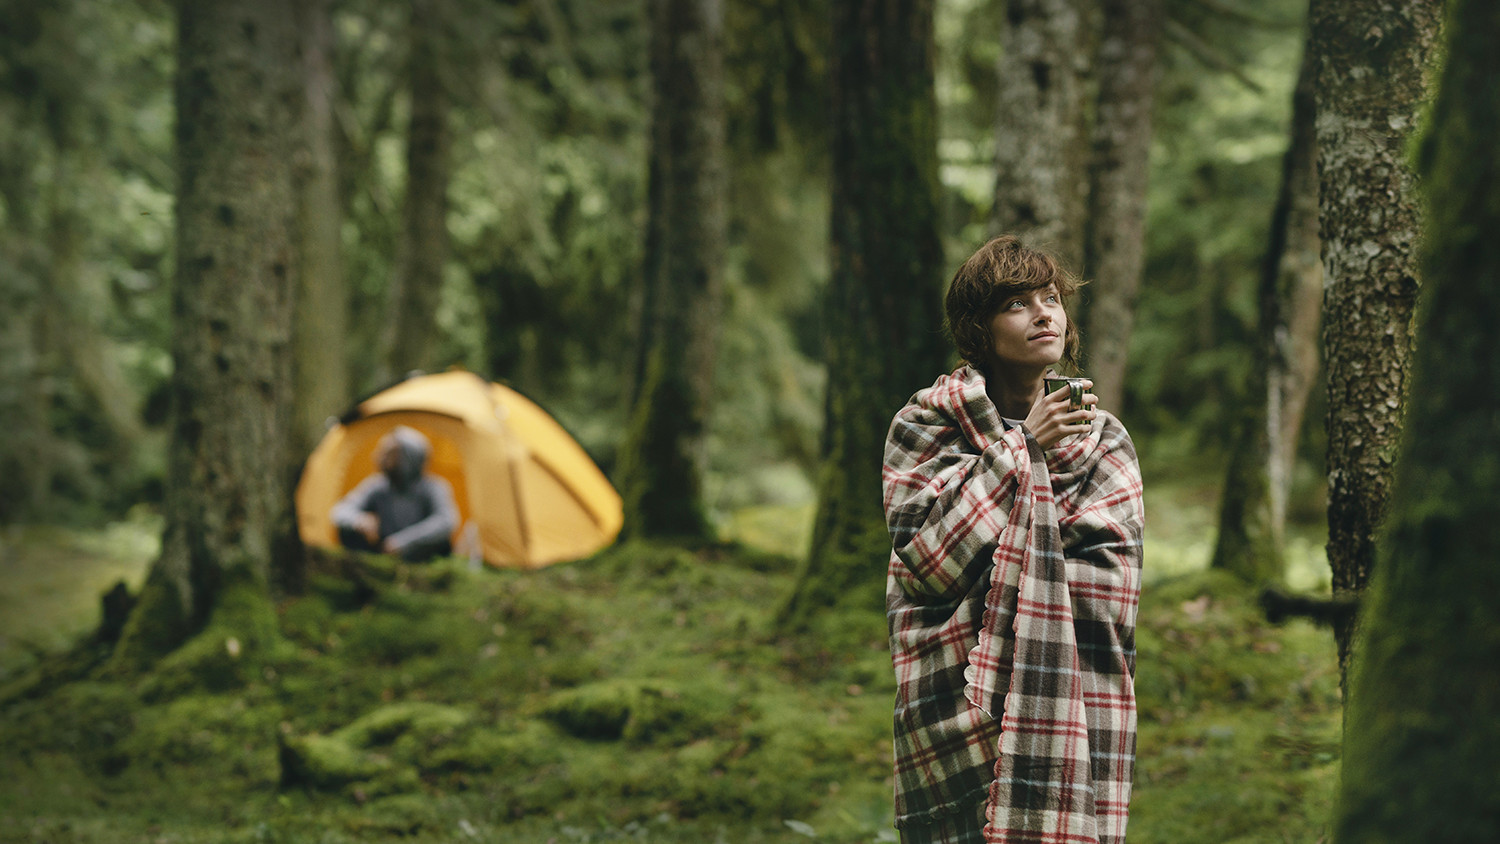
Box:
[990,0,1095,270]
[783,0,947,620]
[1081,0,1160,412]
[114,0,302,667]
[1211,20,1321,583]
[383,0,452,379]
[1311,0,1441,688]
[614,0,727,539]
[1336,2,1500,836]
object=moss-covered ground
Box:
[0,484,1340,843]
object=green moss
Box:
[3,523,1346,843]
[278,702,474,797]
[541,678,724,744]
[108,567,190,675]
[122,693,280,777]
[136,568,289,700]
[279,732,396,789]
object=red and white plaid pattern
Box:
[884,366,1144,843]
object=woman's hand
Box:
[1022,379,1097,449]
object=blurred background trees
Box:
[1,0,1343,607]
[614,0,729,541]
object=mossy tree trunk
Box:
[1211,18,1321,584]
[382,0,452,380]
[989,0,1095,271]
[782,0,947,621]
[1335,2,1500,836]
[113,0,302,670]
[615,0,727,540]
[1080,0,1160,413]
[1311,0,1440,690]
[292,0,348,462]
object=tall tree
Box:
[783,0,947,619]
[614,0,728,539]
[1335,1,1500,836]
[113,0,302,666]
[1211,17,1321,583]
[989,0,1095,270]
[1311,0,1441,687]
[1081,0,1160,411]
[292,0,348,460]
[382,0,453,379]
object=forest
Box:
[1,0,1497,841]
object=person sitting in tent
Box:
[330,426,459,562]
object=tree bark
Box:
[1311,0,1441,690]
[113,0,302,667]
[1211,19,1321,583]
[990,0,1094,271]
[382,0,452,380]
[1336,2,1500,836]
[1081,0,1160,412]
[292,0,348,461]
[782,0,947,620]
[614,0,728,540]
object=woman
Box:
[884,236,1144,843]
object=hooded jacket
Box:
[330,426,459,557]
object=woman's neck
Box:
[983,365,1046,419]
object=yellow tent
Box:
[295,370,622,569]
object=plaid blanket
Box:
[884,366,1144,843]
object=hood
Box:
[383,425,431,489]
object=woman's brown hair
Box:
[944,235,1084,371]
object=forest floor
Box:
[0,482,1340,844]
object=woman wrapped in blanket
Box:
[884,236,1144,844]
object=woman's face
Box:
[984,284,1067,373]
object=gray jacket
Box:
[330,426,459,555]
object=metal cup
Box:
[1044,375,1091,412]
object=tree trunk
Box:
[1311,0,1440,690]
[782,0,947,621]
[1336,2,1500,836]
[292,0,348,461]
[1268,51,1324,540]
[1081,0,1160,412]
[382,0,452,380]
[113,0,302,668]
[615,0,728,540]
[1211,19,1321,583]
[989,0,1094,271]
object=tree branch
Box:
[1165,18,1265,94]
[1258,586,1360,627]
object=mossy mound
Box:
[541,678,725,743]
[279,701,474,796]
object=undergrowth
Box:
[0,535,1340,843]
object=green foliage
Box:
[0,0,173,524]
